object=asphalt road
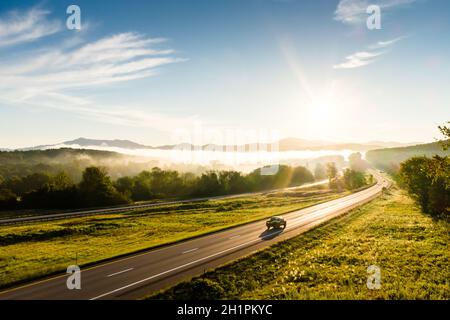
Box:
[0,180,328,226]
[0,176,389,300]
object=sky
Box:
[0,0,449,148]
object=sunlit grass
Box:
[0,186,345,288]
[151,187,449,300]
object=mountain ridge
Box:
[14,137,424,153]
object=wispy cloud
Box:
[0,32,182,91]
[3,92,195,130]
[334,0,416,25]
[0,7,62,47]
[368,36,408,49]
[333,37,403,69]
[333,51,384,69]
[0,7,190,131]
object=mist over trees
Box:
[342,169,367,190]
[326,163,338,182]
[327,153,372,191]
[366,141,449,175]
[314,163,327,180]
[78,167,128,207]
[0,164,316,213]
[348,152,368,172]
[0,148,228,183]
[4,126,447,217]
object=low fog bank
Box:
[33,143,361,176]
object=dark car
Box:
[266,216,287,230]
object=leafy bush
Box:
[399,156,450,218]
[168,278,225,300]
[343,169,367,190]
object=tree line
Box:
[398,122,450,219]
[0,165,316,211]
[325,152,373,191]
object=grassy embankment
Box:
[151,186,449,300]
[0,185,346,288]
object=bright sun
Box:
[308,97,334,125]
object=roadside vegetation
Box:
[366,141,449,174]
[0,185,348,288]
[326,152,374,191]
[150,123,450,300]
[150,187,449,300]
[397,123,450,219]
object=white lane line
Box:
[90,185,383,300]
[90,238,262,300]
[182,248,199,254]
[229,235,241,240]
[92,215,323,300]
[107,268,134,277]
[90,196,353,299]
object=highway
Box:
[0,175,389,300]
[0,180,328,226]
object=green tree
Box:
[348,152,368,172]
[428,175,450,215]
[398,122,450,218]
[438,121,450,150]
[0,188,18,210]
[326,162,338,182]
[4,176,23,194]
[7,173,51,194]
[179,172,196,196]
[131,171,153,201]
[291,166,315,185]
[150,167,183,197]
[194,171,224,196]
[78,167,127,207]
[399,157,433,212]
[314,163,327,180]
[329,177,344,191]
[49,172,74,190]
[115,176,135,199]
[219,171,248,194]
[343,169,366,190]
[272,165,294,189]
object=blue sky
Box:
[0,0,449,148]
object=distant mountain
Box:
[365,141,423,148]
[161,138,418,152]
[19,137,421,153]
[366,141,450,171]
[21,137,155,151]
[279,138,330,150]
[0,148,156,181]
[66,138,153,149]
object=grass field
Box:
[151,187,450,300]
[0,186,345,288]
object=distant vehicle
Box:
[266,216,286,230]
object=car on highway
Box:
[266,216,287,230]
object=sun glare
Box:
[308,97,334,125]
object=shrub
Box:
[399,156,450,218]
[171,278,225,300]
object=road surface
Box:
[0,176,389,300]
[0,180,328,226]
